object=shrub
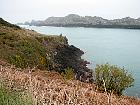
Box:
[9,55,24,68]
[95,63,134,95]
[61,67,75,80]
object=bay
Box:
[21,25,140,98]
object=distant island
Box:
[20,14,140,29]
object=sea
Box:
[20,25,140,98]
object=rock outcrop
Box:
[54,44,93,83]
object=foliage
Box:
[9,55,24,68]
[0,28,48,69]
[0,85,33,105]
[95,63,134,95]
[36,35,68,45]
[0,18,93,83]
[0,22,68,70]
[0,36,47,69]
[61,67,75,80]
[0,18,20,29]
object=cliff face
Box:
[0,18,93,83]
[54,45,93,83]
[25,14,140,29]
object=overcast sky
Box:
[0,0,140,23]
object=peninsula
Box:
[22,14,140,29]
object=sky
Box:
[0,0,140,23]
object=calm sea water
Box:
[21,25,140,98]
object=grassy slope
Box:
[0,18,20,29]
[0,19,67,69]
[0,60,140,105]
[0,86,34,105]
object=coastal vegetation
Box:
[0,85,34,105]
[95,64,134,95]
[61,67,75,80]
[0,18,139,105]
[0,18,93,82]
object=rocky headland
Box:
[0,17,93,83]
[22,14,140,29]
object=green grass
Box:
[0,35,46,69]
[0,85,33,105]
[0,18,20,29]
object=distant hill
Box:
[22,14,140,29]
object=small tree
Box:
[61,67,75,80]
[95,63,134,95]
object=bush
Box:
[95,63,134,95]
[61,67,75,80]
[9,55,24,68]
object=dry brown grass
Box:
[0,60,140,105]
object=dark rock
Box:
[54,44,94,83]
